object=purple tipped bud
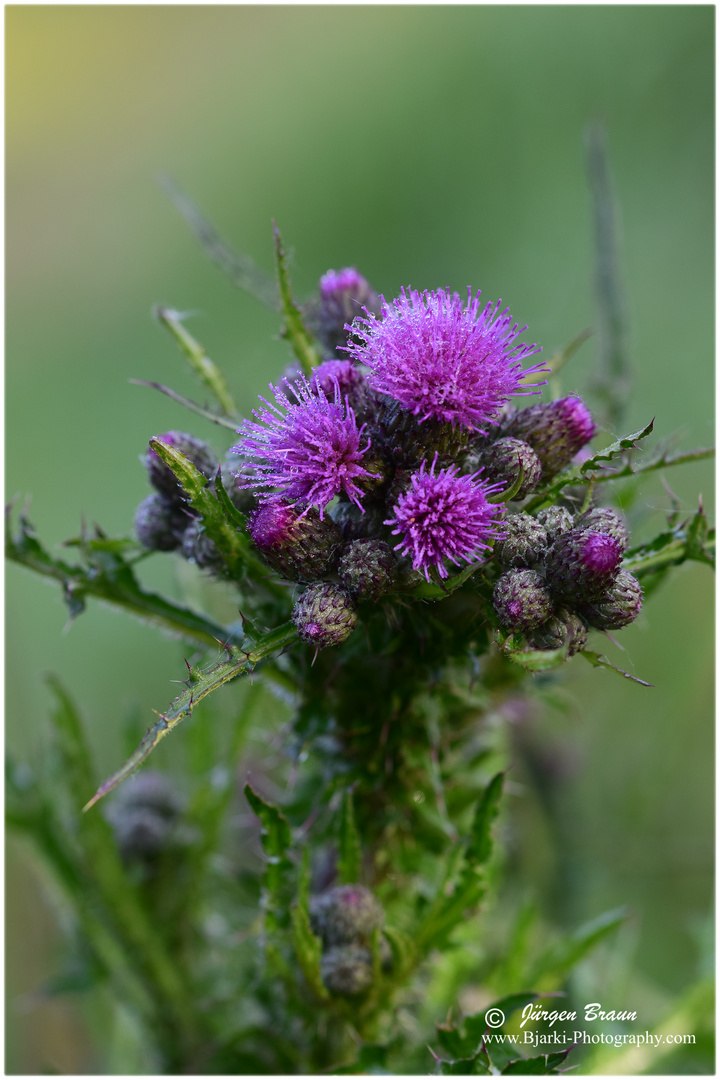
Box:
[574,507,629,553]
[181,520,225,573]
[316,268,381,355]
[248,499,342,581]
[311,359,370,419]
[144,432,219,500]
[135,493,188,551]
[535,505,574,539]
[292,582,358,649]
[546,529,623,602]
[309,884,384,947]
[338,539,396,602]
[494,512,548,569]
[493,569,554,632]
[578,569,643,630]
[106,771,183,862]
[506,395,595,477]
[526,608,588,656]
[321,945,374,996]
[471,437,543,499]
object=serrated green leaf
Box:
[245,783,293,933]
[337,789,361,885]
[467,772,504,866]
[291,849,329,1001]
[579,650,652,688]
[411,561,484,602]
[502,642,569,673]
[528,907,627,986]
[273,223,321,375]
[501,1047,572,1074]
[333,1044,393,1074]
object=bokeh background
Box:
[6,5,713,1073]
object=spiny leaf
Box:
[528,906,628,985]
[83,621,298,809]
[155,306,238,418]
[411,560,485,602]
[291,849,330,1001]
[159,175,280,309]
[579,650,652,688]
[502,640,569,673]
[245,783,293,933]
[130,379,239,431]
[501,1047,574,1074]
[467,772,504,866]
[6,505,235,649]
[273,223,322,376]
[337,789,361,885]
[487,464,526,505]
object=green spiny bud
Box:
[546,529,623,603]
[144,431,219,501]
[505,396,595,478]
[339,540,396,602]
[574,507,629,553]
[134,493,187,551]
[494,512,548,568]
[526,607,588,656]
[471,437,542,499]
[320,945,374,996]
[309,885,384,947]
[493,569,554,632]
[292,583,358,649]
[578,569,643,630]
[536,505,574,539]
[248,500,343,582]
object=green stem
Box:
[273,223,321,375]
[155,307,238,419]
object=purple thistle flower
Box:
[385,454,503,580]
[344,287,546,432]
[233,375,377,516]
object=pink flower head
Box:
[344,287,546,432]
[385,454,504,580]
[233,375,377,516]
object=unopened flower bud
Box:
[107,771,183,862]
[321,945,373,996]
[506,396,595,478]
[311,360,370,420]
[292,583,358,649]
[494,513,548,568]
[330,500,389,543]
[578,569,643,630]
[339,540,396,602]
[248,500,342,581]
[574,507,629,553]
[546,529,623,602]
[314,268,381,355]
[144,432,219,500]
[309,884,384,947]
[493,569,554,632]
[181,520,225,573]
[526,608,588,656]
[535,505,574,539]
[135,493,187,551]
[471,437,542,499]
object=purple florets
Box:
[344,287,546,432]
[385,454,503,580]
[311,360,366,402]
[320,268,368,296]
[233,376,377,516]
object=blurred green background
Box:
[6,6,713,1073]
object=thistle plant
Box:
[6,165,714,1074]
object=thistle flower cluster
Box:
[132,270,642,661]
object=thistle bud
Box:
[310,360,371,420]
[292,583,358,649]
[471,437,542,499]
[535,505,574,539]
[144,432,219,500]
[578,569,643,630]
[526,608,588,656]
[314,268,381,355]
[181,520,225,573]
[494,513,548,569]
[135,493,187,551]
[106,771,183,862]
[546,529,623,602]
[309,885,384,947]
[574,507,629,553]
[320,945,374,996]
[248,499,342,581]
[330,500,389,543]
[493,569,554,632]
[505,396,595,478]
[339,540,396,602]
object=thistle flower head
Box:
[233,376,377,516]
[314,268,381,355]
[344,287,546,432]
[385,454,503,580]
